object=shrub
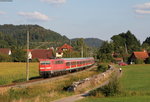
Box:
[90,75,121,97]
[135,59,144,64]
[145,57,150,64]
[97,64,108,72]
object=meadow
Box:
[0,62,39,85]
[0,62,99,102]
[78,64,150,102]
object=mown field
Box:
[78,64,150,102]
[0,62,39,85]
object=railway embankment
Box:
[53,66,118,102]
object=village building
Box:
[129,51,149,64]
[56,43,73,58]
[114,57,123,63]
[0,48,11,55]
[28,49,54,60]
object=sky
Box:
[0,0,150,42]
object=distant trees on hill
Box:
[0,24,69,49]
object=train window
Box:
[40,61,50,65]
[71,62,76,65]
[66,62,71,66]
[77,61,80,64]
[55,60,64,64]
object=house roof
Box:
[114,57,123,61]
[0,48,11,55]
[57,43,73,53]
[30,49,54,59]
[60,43,73,49]
[132,52,149,60]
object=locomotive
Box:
[39,57,95,78]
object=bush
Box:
[135,59,144,64]
[90,75,121,97]
[145,57,150,64]
[97,64,108,72]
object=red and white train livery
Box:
[39,57,95,78]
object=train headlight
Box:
[46,67,51,69]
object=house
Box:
[59,43,73,52]
[56,43,73,58]
[114,57,123,63]
[130,51,149,64]
[0,48,11,55]
[28,49,54,60]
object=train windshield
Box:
[40,61,50,65]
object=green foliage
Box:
[97,41,114,63]
[90,75,121,97]
[0,24,69,48]
[143,37,150,45]
[63,51,81,58]
[72,38,91,57]
[142,43,150,52]
[111,31,141,55]
[97,64,108,72]
[134,59,144,64]
[145,57,150,64]
[11,48,26,62]
[0,53,12,62]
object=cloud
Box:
[18,11,49,22]
[135,9,150,14]
[134,2,150,15]
[135,2,150,9]
[40,0,66,4]
[0,11,6,15]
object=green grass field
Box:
[0,63,99,102]
[78,64,150,102]
[0,62,39,85]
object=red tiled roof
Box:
[60,43,73,49]
[114,58,123,61]
[30,49,54,59]
[133,52,149,60]
[0,48,10,55]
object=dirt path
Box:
[52,80,109,102]
[52,67,121,102]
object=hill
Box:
[72,38,104,48]
[0,24,69,48]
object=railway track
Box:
[0,65,97,88]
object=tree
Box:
[11,47,26,62]
[97,41,114,62]
[142,37,150,51]
[111,31,141,56]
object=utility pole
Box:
[70,40,71,58]
[26,31,29,81]
[81,45,83,58]
[125,43,128,54]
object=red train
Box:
[39,57,95,78]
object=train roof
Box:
[62,57,94,61]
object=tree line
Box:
[97,30,150,63]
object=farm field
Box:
[0,62,99,102]
[0,62,39,85]
[78,64,150,102]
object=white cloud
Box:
[134,2,150,15]
[40,0,66,4]
[0,11,6,15]
[18,11,49,22]
[135,9,150,14]
[135,2,150,9]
